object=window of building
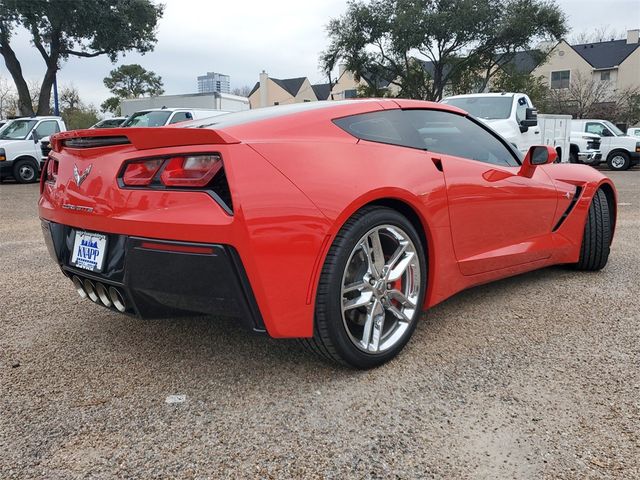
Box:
[600,70,611,81]
[550,70,570,89]
[344,89,358,99]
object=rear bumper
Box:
[41,219,265,333]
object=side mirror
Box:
[520,108,538,130]
[518,145,557,178]
[32,131,40,143]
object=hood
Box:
[0,139,31,147]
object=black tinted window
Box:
[334,110,406,146]
[335,109,519,167]
[403,110,519,167]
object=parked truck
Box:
[572,119,640,171]
[0,116,66,183]
[120,92,250,117]
[441,93,601,164]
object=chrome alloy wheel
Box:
[610,155,626,169]
[340,224,421,353]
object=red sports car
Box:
[39,100,616,368]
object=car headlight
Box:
[636,142,640,153]
[0,148,5,161]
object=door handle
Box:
[431,157,443,172]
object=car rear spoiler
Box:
[50,127,239,153]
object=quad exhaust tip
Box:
[71,276,128,313]
[72,276,87,299]
[109,286,127,313]
[83,279,99,303]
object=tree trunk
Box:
[0,40,34,116]
[37,62,57,116]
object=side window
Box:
[334,110,407,146]
[585,122,611,136]
[515,97,528,123]
[403,109,520,167]
[34,120,60,138]
[168,111,192,124]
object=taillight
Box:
[160,155,222,187]
[122,159,163,186]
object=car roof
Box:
[185,99,466,130]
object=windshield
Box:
[603,120,624,136]
[442,96,513,120]
[121,111,172,127]
[0,119,37,140]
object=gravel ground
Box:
[1,170,638,479]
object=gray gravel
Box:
[1,170,639,479]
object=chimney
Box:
[338,63,347,77]
[627,29,639,44]
[259,70,268,108]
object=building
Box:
[248,71,334,108]
[532,29,640,92]
[197,72,231,94]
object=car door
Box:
[402,109,560,276]
[585,121,613,154]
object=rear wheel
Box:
[607,152,630,171]
[301,206,427,368]
[12,159,38,183]
[574,189,612,271]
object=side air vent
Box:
[553,186,583,232]
[63,136,131,149]
[208,168,233,213]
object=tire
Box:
[569,151,578,164]
[574,189,612,271]
[606,151,630,171]
[300,206,427,368]
[12,158,38,183]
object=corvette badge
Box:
[73,164,92,187]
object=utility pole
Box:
[53,73,59,116]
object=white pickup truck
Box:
[441,93,601,164]
[120,108,228,128]
[0,116,66,183]
[572,119,640,171]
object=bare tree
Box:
[231,85,253,97]
[570,26,625,44]
[0,75,16,119]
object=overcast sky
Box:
[1,0,639,114]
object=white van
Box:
[121,108,229,128]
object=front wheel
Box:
[301,206,427,369]
[573,189,612,271]
[12,159,38,183]
[607,152,630,171]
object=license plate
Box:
[70,231,108,272]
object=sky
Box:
[1,0,639,114]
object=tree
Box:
[231,85,253,97]
[58,85,99,129]
[0,0,164,116]
[321,0,567,101]
[489,69,550,112]
[570,25,624,44]
[0,75,16,119]
[101,64,164,114]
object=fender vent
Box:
[553,186,583,232]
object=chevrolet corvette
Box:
[39,100,616,368]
